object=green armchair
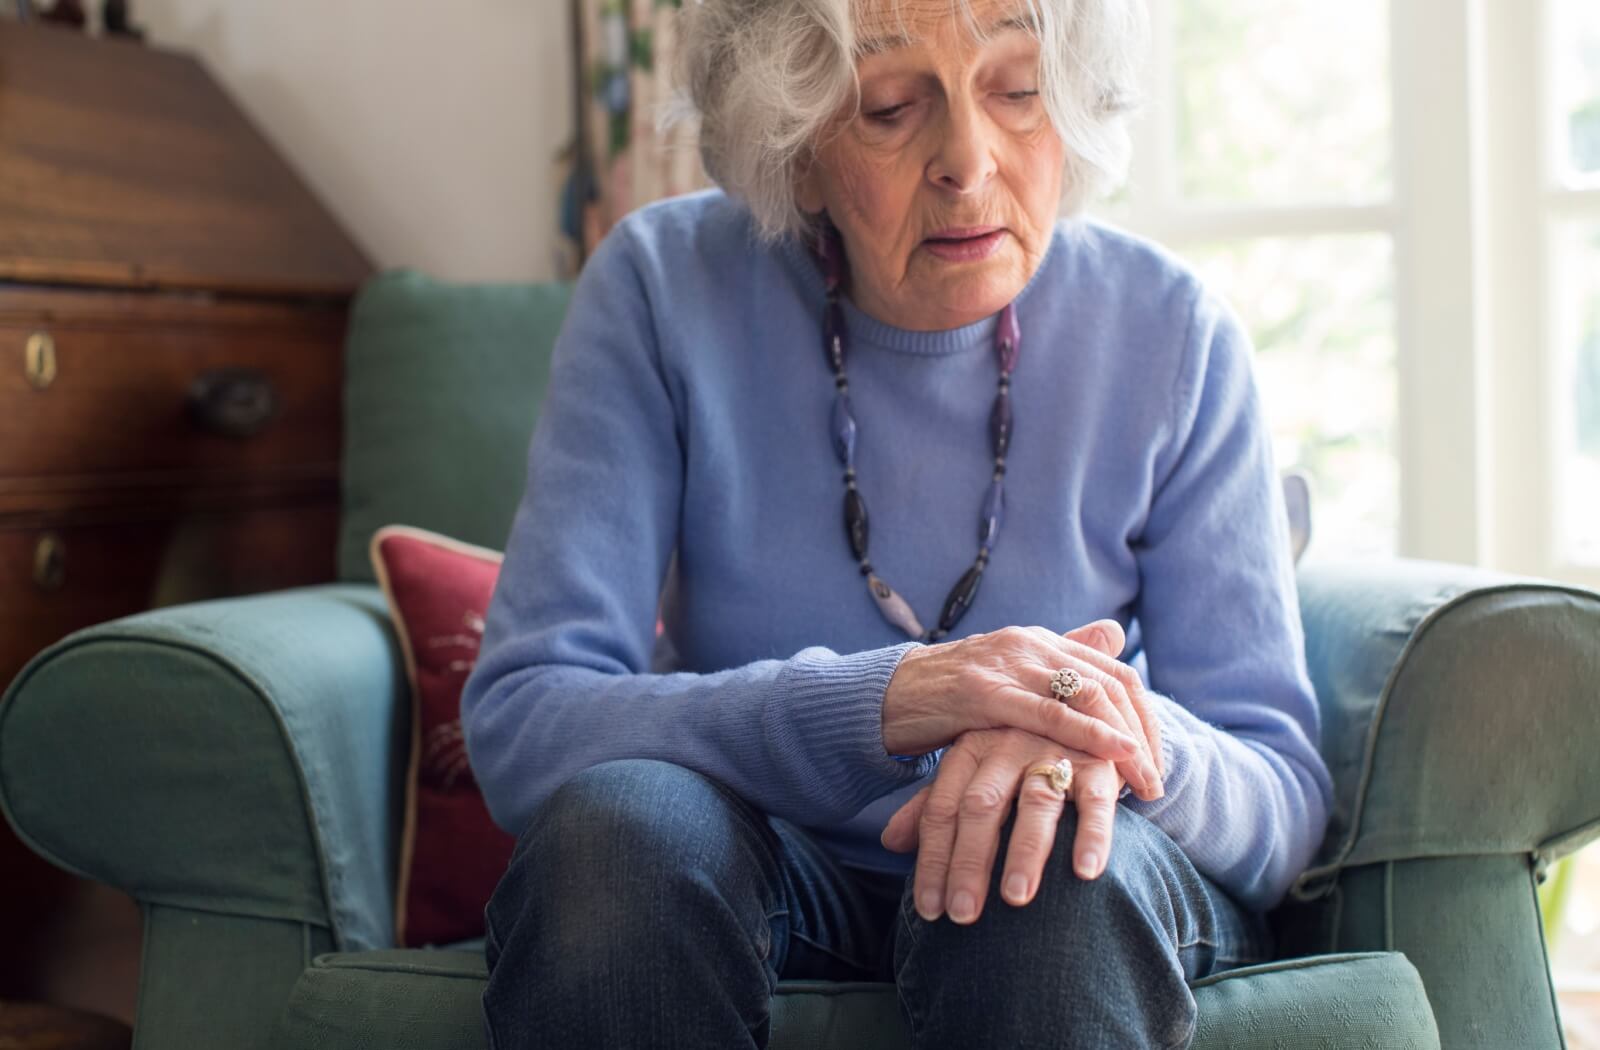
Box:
[3,270,1597,1050]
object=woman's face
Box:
[796,0,1066,331]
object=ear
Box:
[794,153,826,215]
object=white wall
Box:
[137,0,573,283]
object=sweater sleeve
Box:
[459,218,941,842]
[1118,285,1336,914]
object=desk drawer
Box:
[0,501,339,691]
[0,296,342,478]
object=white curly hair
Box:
[664,0,1149,242]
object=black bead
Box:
[844,487,869,560]
[937,563,984,632]
[824,301,846,372]
[980,477,1004,547]
[990,390,1012,458]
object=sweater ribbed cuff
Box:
[766,641,939,820]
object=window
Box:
[1552,0,1600,567]
[1094,0,1399,561]
[1098,0,1600,584]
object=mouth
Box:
[922,226,1006,262]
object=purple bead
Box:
[831,390,857,467]
[980,477,1004,547]
[989,390,1012,458]
[823,300,845,372]
[867,572,926,639]
[998,302,1020,375]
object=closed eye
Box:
[1003,90,1040,102]
[865,102,912,123]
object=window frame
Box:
[1541,0,1600,585]
[1487,0,1600,589]
[1101,0,1600,585]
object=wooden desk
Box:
[0,21,372,1011]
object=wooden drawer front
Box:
[0,502,339,695]
[0,318,342,478]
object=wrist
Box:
[881,642,929,756]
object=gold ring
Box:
[1023,758,1074,798]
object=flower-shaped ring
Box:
[1049,667,1084,702]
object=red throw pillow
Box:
[370,524,667,947]
[371,525,513,947]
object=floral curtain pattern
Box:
[564,0,707,272]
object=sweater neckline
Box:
[779,220,1067,356]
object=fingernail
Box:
[949,891,976,923]
[1004,873,1029,903]
[917,889,942,919]
[1079,853,1099,879]
[1116,733,1139,753]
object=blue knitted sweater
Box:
[460,188,1334,914]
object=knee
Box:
[495,759,776,917]
[485,759,780,972]
[1021,804,1179,927]
[513,759,759,868]
[895,807,1197,1047]
[910,803,1180,943]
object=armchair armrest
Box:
[0,584,407,951]
[1288,556,1600,901]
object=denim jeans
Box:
[482,758,1273,1049]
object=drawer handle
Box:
[187,367,279,438]
[33,533,65,591]
[25,331,57,390]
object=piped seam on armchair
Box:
[1289,579,1600,903]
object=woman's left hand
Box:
[880,726,1124,925]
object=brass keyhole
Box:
[33,533,66,591]
[25,331,57,390]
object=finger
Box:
[1071,763,1120,880]
[1049,672,1157,799]
[1133,687,1165,779]
[983,685,1141,764]
[1069,667,1161,799]
[1017,637,1154,798]
[912,745,981,921]
[942,752,1023,925]
[1048,631,1165,784]
[1049,625,1164,785]
[881,785,931,853]
[1061,618,1124,657]
[1000,758,1070,907]
[1074,648,1165,781]
[1056,624,1145,697]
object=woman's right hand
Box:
[881,621,1166,801]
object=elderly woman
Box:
[463,0,1334,1045]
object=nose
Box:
[926,93,998,195]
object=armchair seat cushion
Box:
[274,948,1440,1050]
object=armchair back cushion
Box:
[338,269,570,584]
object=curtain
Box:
[565,0,708,272]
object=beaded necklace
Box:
[813,222,1019,644]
